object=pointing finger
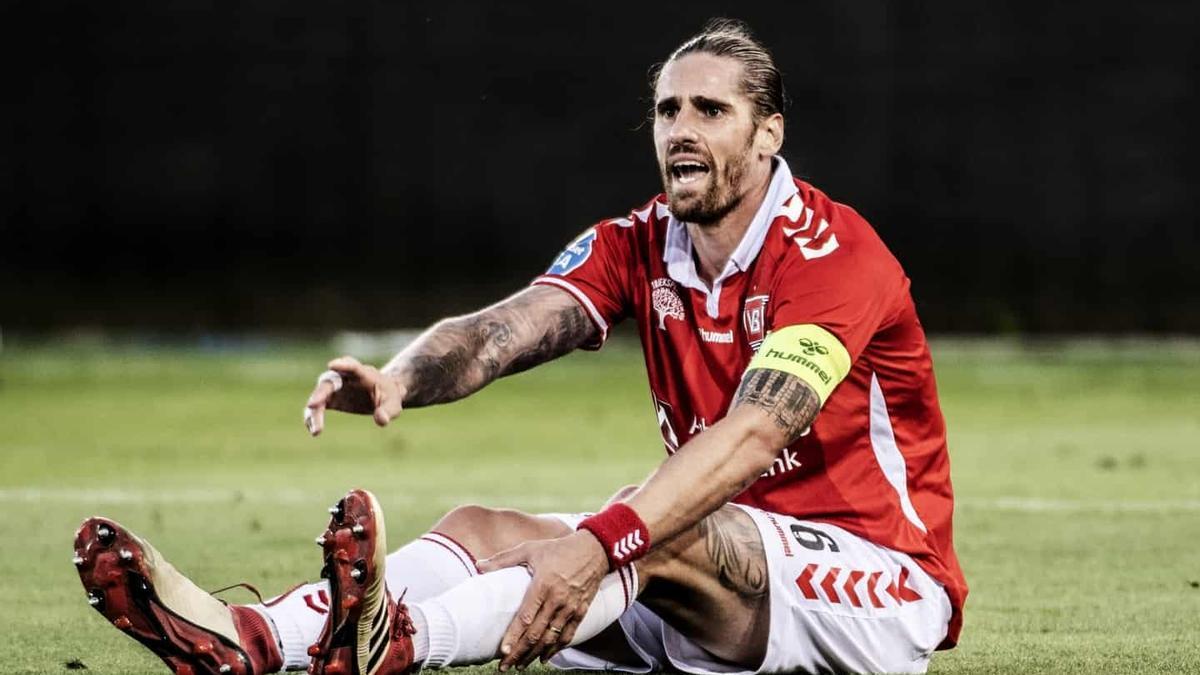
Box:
[477,544,531,574]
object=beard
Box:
[660,131,755,226]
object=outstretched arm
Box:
[304,285,596,435]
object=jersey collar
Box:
[662,156,799,318]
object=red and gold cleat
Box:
[73,518,283,675]
[307,489,417,675]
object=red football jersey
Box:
[533,160,967,647]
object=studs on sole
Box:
[119,548,134,562]
[218,665,232,674]
[96,524,116,547]
[351,559,367,583]
[315,535,327,547]
[113,616,132,630]
[329,499,345,523]
[87,589,105,611]
[351,524,365,537]
[73,554,85,567]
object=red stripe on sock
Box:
[618,566,631,609]
[420,535,476,576]
[428,531,478,565]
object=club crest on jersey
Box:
[651,278,685,330]
[546,228,596,276]
[743,294,769,350]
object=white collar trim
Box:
[662,157,799,318]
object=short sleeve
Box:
[532,220,635,349]
[769,206,904,361]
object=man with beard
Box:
[74,19,967,675]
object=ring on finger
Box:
[316,370,344,392]
[548,626,562,634]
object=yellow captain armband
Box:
[745,324,852,405]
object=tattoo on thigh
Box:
[734,368,821,444]
[697,508,768,603]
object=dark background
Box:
[3,1,1197,333]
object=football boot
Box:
[307,489,417,675]
[74,517,283,675]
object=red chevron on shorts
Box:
[819,567,843,603]
[796,566,923,608]
[795,564,819,600]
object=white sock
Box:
[256,533,480,670]
[387,532,478,602]
[249,583,331,670]
[412,564,638,668]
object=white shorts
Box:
[545,505,951,675]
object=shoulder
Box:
[765,179,901,280]
[546,194,667,274]
[593,194,669,238]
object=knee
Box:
[430,504,566,560]
[603,484,640,508]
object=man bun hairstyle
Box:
[652,18,787,123]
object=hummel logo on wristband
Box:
[611,530,645,560]
[578,503,651,569]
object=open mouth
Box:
[670,160,710,186]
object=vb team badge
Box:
[744,294,769,350]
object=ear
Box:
[755,113,785,157]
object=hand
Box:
[477,531,609,670]
[303,356,406,436]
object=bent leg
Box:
[634,504,771,667]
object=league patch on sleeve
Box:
[546,228,597,276]
[744,324,852,404]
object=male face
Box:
[653,53,771,226]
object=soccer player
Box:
[74,19,967,675]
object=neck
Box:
[687,164,773,284]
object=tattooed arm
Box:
[303,285,596,434]
[384,285,596,406]
[621,367,821,545]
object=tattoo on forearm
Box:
[734,368,821,444]
[394,287,596,407]
[697,507,768,603]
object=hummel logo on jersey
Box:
[699,327,733,344]
[778,195,839,260]
[651,278,685,330]
[611,530,645,561]
[792,218,839,260]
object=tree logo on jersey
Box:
[797,337,830,356]
[650,278,685,330]
[546,228,597,276]
[743,294,769,349]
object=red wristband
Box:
[578,503,651,569]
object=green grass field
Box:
[2,336,1198,674]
